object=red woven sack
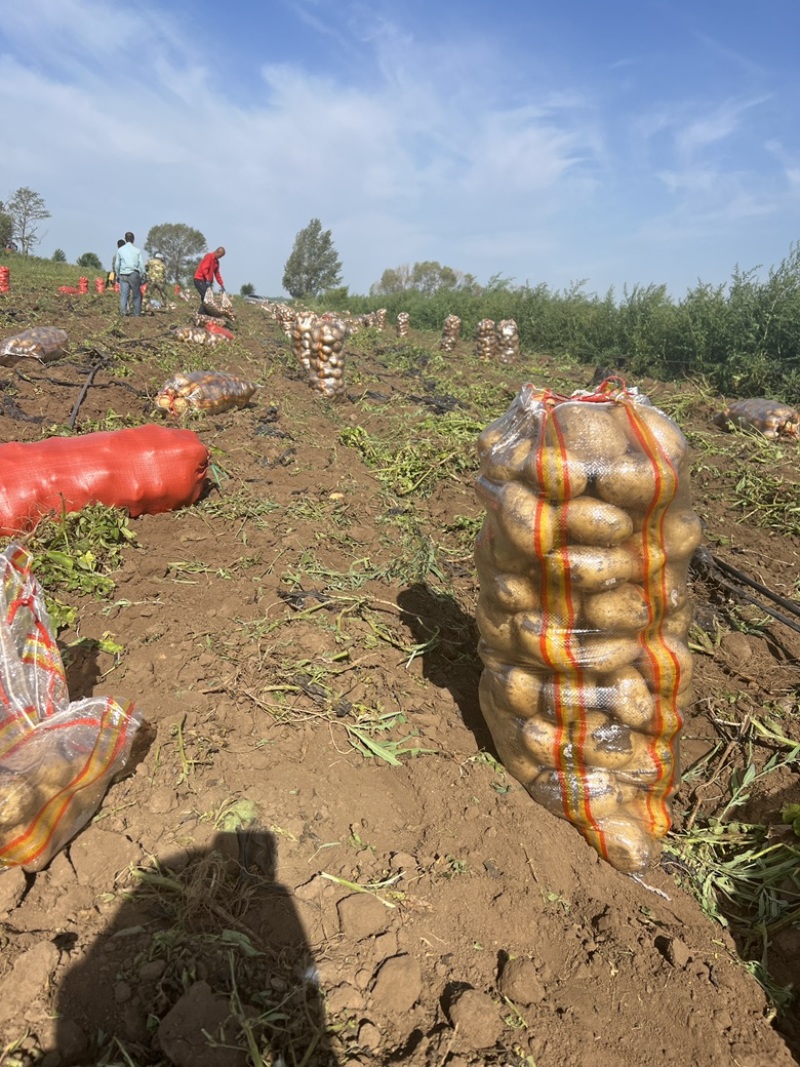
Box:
[205,322,234,340]
[0,425,210,536]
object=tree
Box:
[0,202,13,250]
[52,248,67,262]
[240,282,256,297]
[282,218,342,299]
[370,264,412,295]
[371,260,479,296]
[6,187,51,254]
[77,252,103,270]
[144,223,206,286]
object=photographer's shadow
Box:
[55,829,338,1066]
[397,581,494,753]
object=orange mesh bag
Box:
[0,545,144,870]
[154,370,258,415]
[713,398,799,439]
[474,381,699,873]
[0,425,210,536]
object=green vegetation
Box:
[11,505,137,629]
[76,251,103,270]
[282,218,342,299]
[0,248,94,293]
[144,222,206,285]
[346,242,800,403]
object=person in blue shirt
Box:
[113,232,146,317]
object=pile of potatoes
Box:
[174,325,227,346]
[475,318,497,361]
[440,314,462,353]
[358,309,388,331]
[291,312,347,398]
[474,383,699,872]
[275,304,297,337]
[497,319,520,362]
[397,311,410,337]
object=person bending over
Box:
[194,246,226,314]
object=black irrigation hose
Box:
[692,546,800,635]
[711,553,800,620]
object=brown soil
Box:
[1,291,799,1067]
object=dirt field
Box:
[0,288,799,1066]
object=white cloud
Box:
[1,0,799,297]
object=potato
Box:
[483,436,533,483]
[622,536,667,583]
[521,446,588,500]
[475,599,519,659]
[478,681,539,786]
[560,496,633,546]
[612,401,689,468]
[0,773,39,834]
[582,583,651,633]
[578,633,641,672]
[496,482,557,559]
[661,562,690,612]
[545,545,634,592]
[623,789,673,840]
[615,733,677,789]
[636,634,693,695]
[573,710,634,770]
[512,610,578,670]
[550,402,629,465]
[496,665,546,719]
[582,812,659,873]
[541,675,598,723]
[656,509,703,559]
[477,416,515,461]
[520,714,561,767]
[528,766,624,821]
[595,453,678,511]
[596,665,655,730]
[477,569,541,614]
[474,521,533,576]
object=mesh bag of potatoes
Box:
[154,370,258,415]
[713,397,799,440]
[0,326,68,367]
[0,544,144,871]
[474,381,699,873]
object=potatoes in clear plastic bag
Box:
[0,545,144,871]
[154,370,258,415]
[0,326,68,366]
[474,382,696,873]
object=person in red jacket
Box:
[193,246,226,313]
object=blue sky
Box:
[1,0,799,299]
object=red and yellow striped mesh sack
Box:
[0,545,143,871]
[474,381,700,873]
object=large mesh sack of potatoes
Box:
[154,370,257,415]
[202,288,235,321]
[0,544,144,870]
[0,425,210,536]
[474,381,699,873]
[0,326,68,367]
[713,397,799,440]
